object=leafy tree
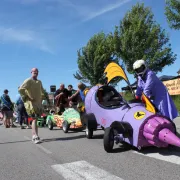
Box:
[114,3,176,73]
[74,32,122,85]
[165,0,180,30]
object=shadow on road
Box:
[138,146,180,157]
[44,128,84,133]
[42,135,86,142]
[66,131,82,134]
[111,144,132,153]
[92,134,104,139]
[46,128,61,131]
[0,140,30,144]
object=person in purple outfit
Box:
[133,59,178,120]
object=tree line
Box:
[73,1,180,86]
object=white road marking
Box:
[24,136,52,154]
[36,144,52,154]
[133,151,180,165]
[52,160,124,180]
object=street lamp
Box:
[50,85,56,106]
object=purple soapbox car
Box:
[82,62,180,152]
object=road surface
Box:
[0,117,180,180]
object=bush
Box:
[123,91,134,101]
[171,95,180,113]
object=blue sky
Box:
[0,0,179,101]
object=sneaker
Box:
[32,135,37,141]
[34,138,40,144]
[32,135,41,142]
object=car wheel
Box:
[48,120,53,130]
[104,127,114,152]
[42,122,44,127]
[62,121,70,133]
[85,127,93,139]
[43,119,47,127]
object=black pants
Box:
[17,104,28,126]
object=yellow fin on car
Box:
[104,62,128,83]
[142,93,156,114]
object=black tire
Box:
[80,112,86,127]
[42,122,44,127]
[85,127,93,139]
[43,119,46,127]
[48,120,53,130]
[82,113,97,129]
[104,127,114,152]
[62,121,70,133]
[82,113,97,139]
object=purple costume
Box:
[136,69,178,120]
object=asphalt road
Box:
[0,117,180,180]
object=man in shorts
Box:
[19,68,45,144]
[1,89,15,128]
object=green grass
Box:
[122,91,134,101]
[171,95,180,113]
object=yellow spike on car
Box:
[104,62,128,83]
[142,93,156,113]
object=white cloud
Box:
[0,27,33,42]
[53,0,132,22]
[13,0,131,22]
[82,0,131,22]
[0,27,53,54]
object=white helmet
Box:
[133,59,147,76]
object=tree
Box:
[165,0,180,30]
[74,32,122,85]
[114,3,176,73]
